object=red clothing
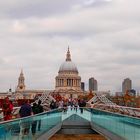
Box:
[2,101,13,121]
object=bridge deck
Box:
[50,134,107,140]
[0,107,139,140]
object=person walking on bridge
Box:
[19,100,32,136]
[37,100,44,131]
[2,97,13,121]
[31,103,38,136]
[79,99,86,114]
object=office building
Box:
[89,77,98,91]
[122,78,132,94]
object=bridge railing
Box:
[91,108,140,140]
[0,108,62,140]
[0,107,140,140]
[92,104,140,118]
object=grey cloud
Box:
[0,0,85,19]
[7,1,72,18]
[0,0,113,19]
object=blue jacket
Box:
[19,103,32,118]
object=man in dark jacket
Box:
[79,99,86,114]
[19,100,32,117]
[50,100,56,110]
[37,100,44,131]
[31,103,38,135]
[19,100,32,136]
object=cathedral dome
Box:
[58,47,78,73]
[55,47,81,93]
[59,61,78,73]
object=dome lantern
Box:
[66,47,71,61]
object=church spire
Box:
[16,69,25,92]
[66,46,71,61]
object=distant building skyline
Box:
[122,78,132,94]
[0,68,139,96]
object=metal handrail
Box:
[93,104,140,118]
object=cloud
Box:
[10,20,26,33]
[0,0,78,19]
[0,0,140,93]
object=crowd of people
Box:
[0,96,86,138]
[19,99,44,137]
[0,97,44,138]
[50,98,86,113]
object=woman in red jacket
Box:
[2,97,13,121]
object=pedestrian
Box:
[50,100,56,110]
[59,100,63,108]
[31,103,38,136]
[19,99,32,136]
[79,99,86,114]
[37,100,44,131]
[70,100,73,110]
[74,100,78,112]
[2,97,13,121]
[63,100,68,112]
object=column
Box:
[70,79,71,86]
[56,79,58,87]
[59,79,60,86]
[62,79,64,86]
[74,79,76,86]
[69,79,71,86]
[58,79,59,86]
[72,79,73,86]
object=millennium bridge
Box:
[0,93,140,140]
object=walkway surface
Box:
[62,107,91,121]
[49,134,107,140]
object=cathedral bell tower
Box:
[16,70,26,92]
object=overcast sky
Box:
[0,0,140,93]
